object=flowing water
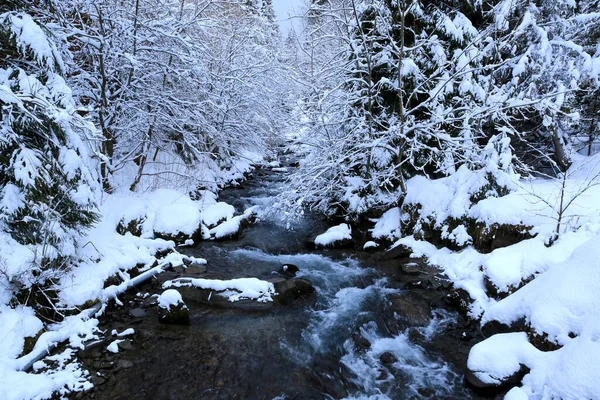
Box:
[80,162,485,400]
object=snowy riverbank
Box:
[367,153,600,398]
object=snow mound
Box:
[0,306,43,360]
[157,289,184,311]
[163,277,276,303]
[315,223,352,247]
[363,241,379,249]
[468,331,600,399]
[468,332,540,386]
[209,206,258,239]
[106,340,123,354]
[201,202,235,227]
[482,235,600,345]
[153,202,201,237]
[111,328,134,337]
[371,207,401,241]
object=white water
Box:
[341,311,462,399]
[232,249,466,399]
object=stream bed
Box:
[73,163,490,400]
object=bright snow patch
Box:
[106,340,124,354]
[315,223,352,247]
[209,206,257,239]
[483,236,600,345]
[363,241,379,249]
[201,202,235,227]
[371,207,401,241]
[157,289,184,311]
[0,306,43,359]
[111,328,135,338]
[153,199,201,237]
[468,331,600,399]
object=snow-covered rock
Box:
[314,223,353,248]
[482,236,600,345]
[208,206,258,240]
[371,207,401,242]
[157,289,189,325]
[153,201,202,241]
[163,277,276,304]
[279,263,299,278]
[201,202,235,228]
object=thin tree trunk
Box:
[395,0,407,194]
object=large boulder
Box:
[157,289,190,325]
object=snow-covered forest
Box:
[1,0,600,399]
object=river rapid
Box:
[74,160,490,400]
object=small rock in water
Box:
[400,262,422,275]
[379,351,397,365]
[187,262,208,274]
[279,263,299,278]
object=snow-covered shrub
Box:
[0,12,99,302]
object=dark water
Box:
[80,162,484,400]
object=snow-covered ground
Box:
[375,153,600,398]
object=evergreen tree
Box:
[0,10,99,293]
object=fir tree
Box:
[0,11,99,294]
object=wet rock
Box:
[157,290,190,325]
[445,288,472,316]
[484,273,534,301]
[528,331,562,352]
[417,387,436,397]
[173,262,207,275]
[400,262,423,275]
[117,340,134,351]
[270,277,315,303]
[19,329,44,358]
[114,359,135,372]
[351,331,371,349]
[90,375,107,386]
[78,340,106,360]
[154,228,202,245]
[91,361,114,370]
[279,263,299,278]
[379,351,397,365]
[481,319,514,338]
[380,243,412,260]
[389,292,432,327]
[186,263,208,274]
[116,217,145,237]
[157,302,190,325]
[472,222,534,253]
